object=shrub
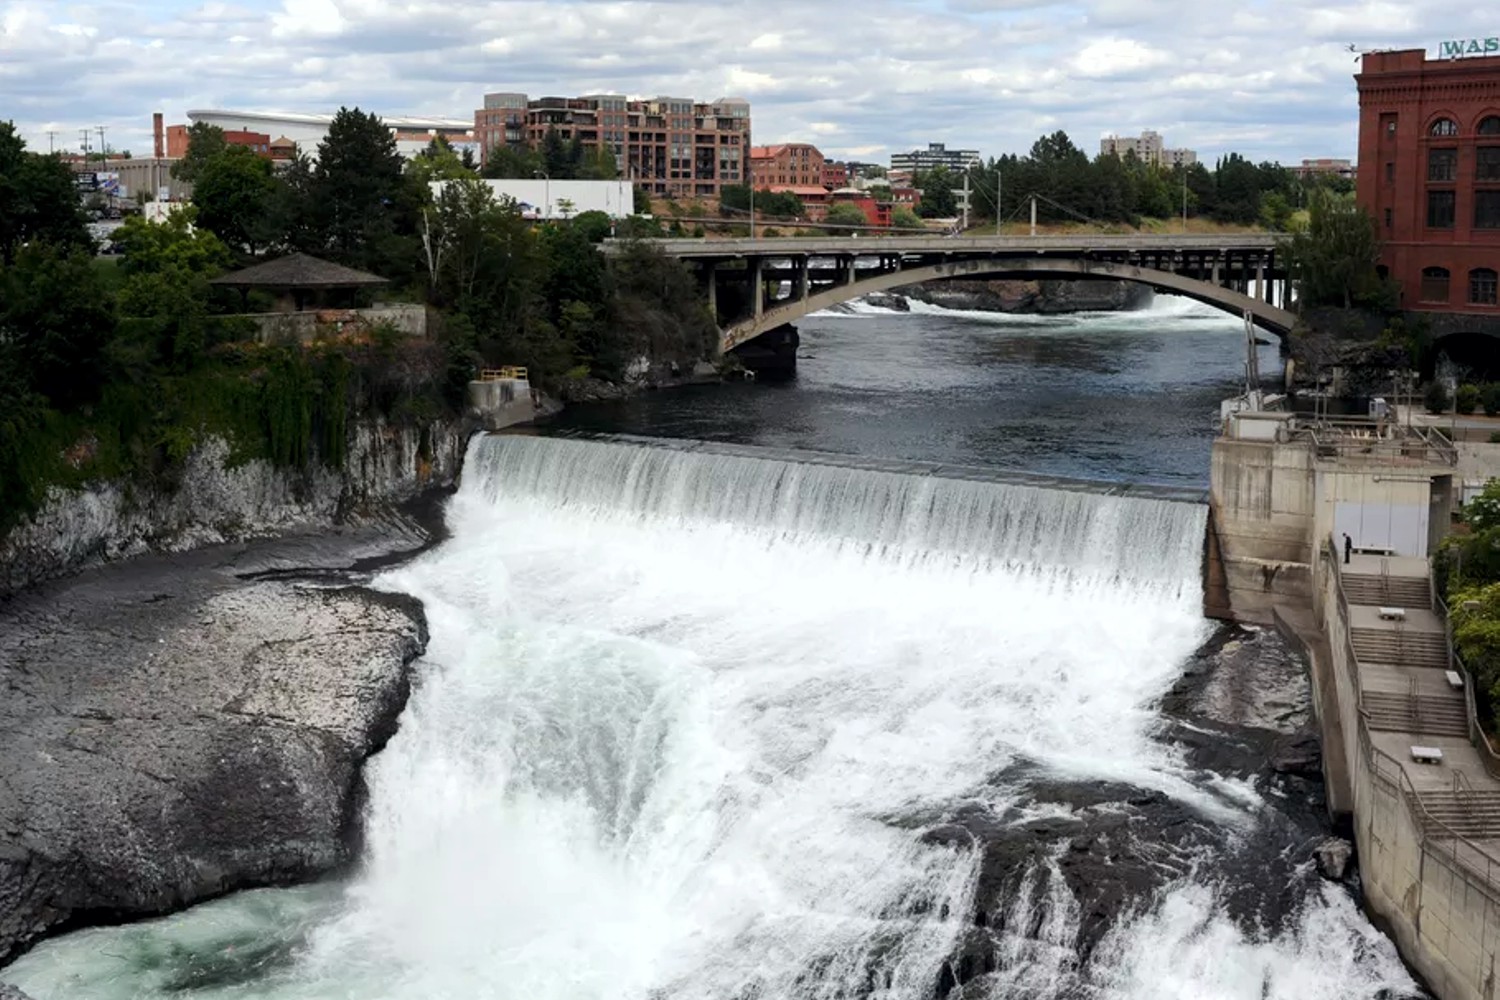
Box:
[1457,383,1482,415]
[1485,383,1500,416]
[1425,379,1452,414]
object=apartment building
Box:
[474,91,750,198]
[889,142,980,175]
[1297,158,1357,180]
[1099,131,1197,168]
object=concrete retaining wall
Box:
[1314,554,1500,1000]
[1207,436,1316,622]
[246,304,429,343]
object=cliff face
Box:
[0,418,473,599]
[869,278,1154,314]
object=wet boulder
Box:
[1315,838,1356,881]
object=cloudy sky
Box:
[0,0,1488,165]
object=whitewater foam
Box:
[3,435,1417,1000]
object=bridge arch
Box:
[723,256,1297,353]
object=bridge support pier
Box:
[705,264,718,324]
[751,257,764,320]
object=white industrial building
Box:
[186,109,478,160]
[432,179,636,220]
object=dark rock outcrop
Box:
[894,278,1153,314]
[1314,837,1355,881]
[0,984,36,1000]
[0,559,428,966]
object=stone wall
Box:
[244,303,429,343]
[0,417,472,598]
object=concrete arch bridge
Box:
[609,235,1295,357]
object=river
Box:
[2,297,1427,999]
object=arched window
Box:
[1472,268,1498,306]
[1430,118,1459,137]
[1421,267,1451,302]
[1479,116,1500,136]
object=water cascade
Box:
[4,435,1419,1000]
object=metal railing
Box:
[1435,587,1500,780]
[1325,537,1500,901]
[1299,421,1458,467]
[478,366,530,382]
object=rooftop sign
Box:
[1439,37,1500,58]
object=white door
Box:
[1334,502,1431,557]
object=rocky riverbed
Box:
[864,278,1154,315]
[0,513,442,967]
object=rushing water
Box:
[4,298,1423,999]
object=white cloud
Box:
[7,0,1498,165]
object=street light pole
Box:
[1181,169,1188,234]
[535,169,550,220]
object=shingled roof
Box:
[210,253,388,289]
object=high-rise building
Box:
[889,142,980,175]
[474,92,750,199]
[1100,131,1197,168]
[1357,48,1500,320]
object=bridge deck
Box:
[605,234,1283,258]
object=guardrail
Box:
[1300,423,1458,467]
[1325,537,1500,900]
[478,366,529,382]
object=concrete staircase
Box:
[1351,628,1451,670]
[1363,690,1470,738]
[1414,791,1500,839]
[1342,572,1431,609]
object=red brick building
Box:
[822,161,848,189]
[1356,49,1500,318]
[750,143,825,189]
[165,124,272,159]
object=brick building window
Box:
[1385,161,1394,181]
[1427,189,1456,228]
[1471,268,1498,305]
[1479,147,1500,181]
[1429,148,1458,181]
[1384,207,1393,229]
[1421,267,1451,302]
[1480,116,1500,136]
[1477,191,1500,229]
[1431,118,1459,137]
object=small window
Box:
[1478,191,1500,229]
[1429,148,1458,181]
[1421,267,1451,302]
[1479,147,1500,182]
[1384,207,1393,228]
[1428,189,1456,228]
[1480,116,1500,136]
[1431,118,1459,137]
[1385,161,1394,181]
[1471,268,1498,305]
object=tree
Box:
[541,128,570,180]
[0,122,90,261]
[311,107,420,278]
[1466,480,1500,533]
[191,145,278,256]
[481,144,542,180]
[1281,189,1386,309]
[823,203,869,234]
[916,167,958,218]
[170,123,228,183]
[407,136,478,187]
[113,210,233,370]
[632,184,653,215]
[891,207,923,231]
[0,244,115,407]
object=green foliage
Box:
[719,186,804,220]
[191,146,278,256]
[169,123,228,183]
[1457,383,1482,415]
[1485,384,1500,417]
[1425,379,1452,414]
[481,144,543,180]
[1280,189,1389,310]
[0,244,116,407]
[406,136,479,188]
[1466,480,1500,533]
[891,207,923,231]
[1451,582,1500,730]
[0,122,91,261]
[632,185,652,215]
[914,166,959,218]
[822,203,869,234]
[311,107,421,280]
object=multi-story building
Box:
[184,109,477,160]
[890,142,980,176]
[821,161,849,190]
[750,143,825,188]
[1296,158,1357,180]
[474,92,750,199]
[166,125,272,159]
[1356,48,1500,319]
[1100,131,1197,168]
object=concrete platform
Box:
[1347,553,1430,579]
[1362,661,1466,694]
[1371,731,1488,791]
[1349,603,1446,635]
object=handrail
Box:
[1435,586,1500,780]
[1325,536,1500,901]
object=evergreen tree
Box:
[170,123,228,183]
[311,107,419,278]
[0,123,90,262]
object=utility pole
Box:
[95,125,108,160]
[46,130,58,154]
[79,129,91,158]
[961,170,970,231]
[1181,170,1188,233]
[996,171,1003,236]
[749,183,755,241]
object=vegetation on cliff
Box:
[0,113,714,534]
[1437,480,1500,731]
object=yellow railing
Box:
[478,366,530,382]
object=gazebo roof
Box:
[210,253,388,289]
